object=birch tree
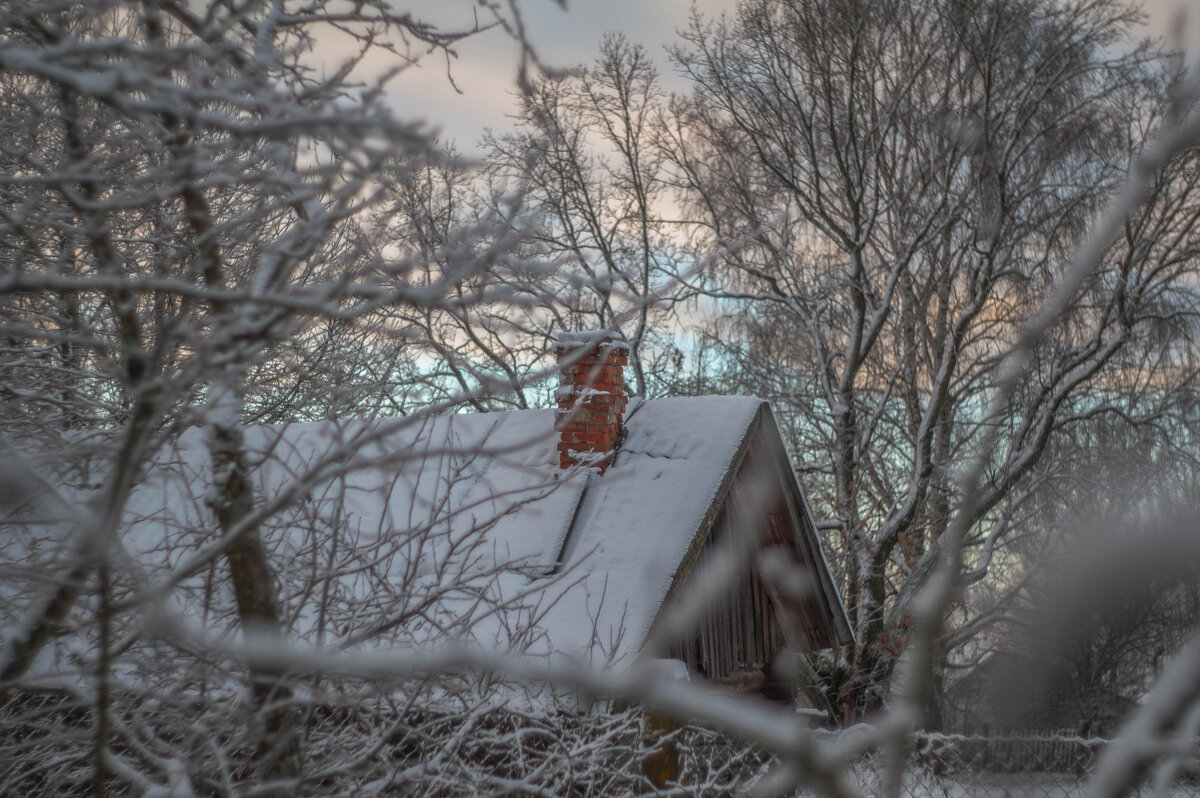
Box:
[661,0,1200,721]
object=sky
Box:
[383,0,722,152]
[385,0,1193,153]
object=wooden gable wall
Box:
[664,425,837,696]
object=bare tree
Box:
[482,33,689,398]
[660,0,1200,721]
[354,146,560,412]
[358,35,696,414]
[0,0,574,791]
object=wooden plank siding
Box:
[646,401,850,711]
[667,429,835,696]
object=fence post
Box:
[641,712,680,789]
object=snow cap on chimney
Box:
[552,331,629,472]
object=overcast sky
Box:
[386,0,1192,153]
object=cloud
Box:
[378,0,1182,153]
[379,0,739,151]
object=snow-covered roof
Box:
[114,396,768,662]
[114,395,832,667]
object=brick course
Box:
[553,331,629,472]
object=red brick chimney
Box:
[553,331,629,472]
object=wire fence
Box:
[661,725,1200,796]
[809,731,1200,798]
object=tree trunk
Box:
[207,378,300,785]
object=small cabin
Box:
[113,331,853,712]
